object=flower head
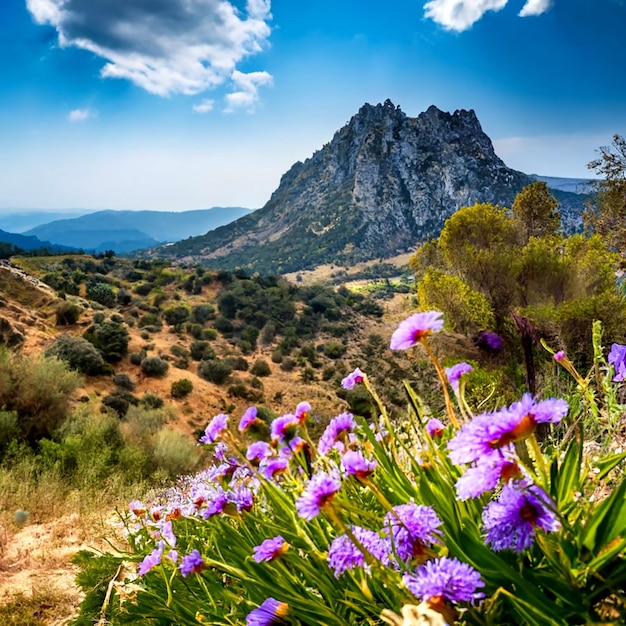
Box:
[318,412,356,454]
[199,413,229,444]
[341,450,377,479]
[296,471,342,520]
[341,367,365,390]
[295,401,311,423]
[327,526,387,577]
[179,549,205,577]
[482,482,560,552]
[403,556,485,604]
[455,451,522,500]
[253,536,289,563]
[425,418,445,438]
[390,311,444,350]
[247,441,272,463]
[475,331,504,353]
[246,597,289,626]
[270,414,299,444]
[138,541,163,575]
[444,362,473,394]
[259,456,289,480]
[608,343,626,382]
[238,407,258,432]
[554,350,565,361]
[383,503,442,565]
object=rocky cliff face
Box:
[156,100,581,273]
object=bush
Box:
[190,341,216,362]
[129,352,144,366]
[191,304,215,324]
[140,393,164,409]
[85,320,129,362]
[171,379,193,398]
[224,355,249,371]
[323,341,346,359]
[152,430,200,478]
[141,357,169,377]
[55,301,83,325]
[45,334,106,375]
[102,390,138,418]
[197,359,232,384]
[138,313,162,329]
[250,359,271,377]
[163,305,190,327]
[112,373,135,391]
[86,282,115,307]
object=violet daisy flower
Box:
[341,450,377,479]
[482,482,561,552]
[247,441,272,463]
[296,471,342,520]
[341,367,365,390]
[328,526,388,577]
[383,503,442,565]
[608,343,626,382]
[246,597,289,626]
[238,407,258,432]
[138,541,164,575]
[554,350,565,361]
[259,456,289,480]
[199,413,229,444]
[318,412,356,454]
[403,556,485,604]
[390,311,444,351]
[475,330,504,353]
[425,418,445,438]
[253,536,289,563]
[295,401,311,423]
[444,362,473,394]
[180,549,205,577]
[455,452,522,501]
[230,486,254,512]
[202,490,228,519]
[270,414,299,444]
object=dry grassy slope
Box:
[0,259,415,437]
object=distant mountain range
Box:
[0,207,253,254]
[144,100,588,274]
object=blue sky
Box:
[1,0,625,211]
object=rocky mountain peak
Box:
[153,101,582,274]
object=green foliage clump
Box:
[84,319,130,363]
[171,378,193,398]
[45,334,106,375]
[197,359,232,384]
[250,359,271,377]
[322,341,346,359]
[190,341,216,362]
[86,282,116,307]
[55,301,83,325]
[163,305,190,326]
[141,356,169,377]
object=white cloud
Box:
[67,108,95,122]
[224,70,273,112]
[423,0,550,31]
[192,99,215,114]
[519,0,551,17]
[26,0,272,97]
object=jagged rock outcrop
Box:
[153,100,584,273]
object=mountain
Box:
[0,209,97,234]
[530,175,593,195]
[0,229,76,253]
[149,100,586,274]
[24,207,253,253]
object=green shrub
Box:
[280,357,295,372]
[55,301,83,325]
[85,320,129,362]
[250,359,271,377]
[191,304,215,324]
[190,340,216,362]
[45,334,106,375]
[202,328,218,340]
[271,349,283,364]
[86,282,115,307]
[112,373,135,391]
[141,356,169,377]
[138,313,162,329]
[163,305,190,326]
[140,393,164,410]
[197,359,232,384]
[129,351,144,366]
[171,379,193,398]
[225,355,249,371]
[323,341,346,359]
[102,390,138,418]
[151,430,200,478]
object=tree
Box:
[511,181,560,242]
[584,134,626,260]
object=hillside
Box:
[146,100,587,274]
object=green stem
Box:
[528,433,548,482]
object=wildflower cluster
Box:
[77,314,626,626]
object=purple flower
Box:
[270,414,299,444]
[318,412,356,454]
[341,450,377,479]
[425,418,445,438]
[482,482,561,552]
[341,367,365,390]
[180,549,205,577]
[455,452,522,500]
[475,331,504,353]
[608,343,626,382]
[448,394,567,465]
[138,541,163,575]
[253,536,288,563]
[259,456,289,480]
[238,407,258,432]
[202,490,228,519]
[159,520,177,547]
[554,350,565,361]
[246,597,289,626]
[327,526,388,577]
[199,413,229,444]
[295,401,311,423]
[296,471,342,520]
[247,441,272,463]
[390,311,444,350]
[230,486,254,512]
[444,362,473,394]
[383,503,442,565]
[403,556,485,604]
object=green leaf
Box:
[581,475,626,553]
[595,451,626,481]
[555,432,582,507]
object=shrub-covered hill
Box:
[3,254,452,438]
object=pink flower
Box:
[341,368,365,390]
